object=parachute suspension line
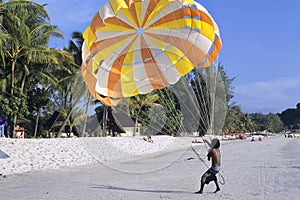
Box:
[196,75,210,133]
[191,146,210,168]
[218,173,226,185]
[211,65,221,135]
[177,77,208,133]
[114,97,170,136]
[194,65,222,136]
[138,108,165,134]
[156,88,187,134]
[138,88,186,136]
[208,65,219,135]
[194,69,212,134]
[208,66,216,135]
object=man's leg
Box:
[213,179,220,193]
[195,182,204,194]
[195,173,206,194]
[0,125,4,137]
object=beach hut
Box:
[45,111,79,137]
[83,113,140,137]
[113,113,141,137]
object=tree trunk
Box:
[11,60,17,137]
[68,124,73,137]
[50,113,60,132]
[10,59,15,96]
[13,115,17,138]
[81,93,91,137]
[133,108,142,137]
[102,106,108,137]
[20,72,26,93]
[133,117,139,137]
[57,94,81,137]
[34,108,41,137]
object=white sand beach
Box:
[0,136,190,176]
[0,135,299,200]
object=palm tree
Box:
[129,93,160,136]
[0,0,72,126]
[0,1,10,62]
[55,31,86,137]
[67,31,83,65]
[57,31,99,137]
[1,1,48,94]
[0,29,10,63]
[241,113,256,133]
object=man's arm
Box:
[207,151,212,161]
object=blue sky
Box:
[33,0,300,114]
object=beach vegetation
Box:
[138,88,183,136]
[0,0,73,136]
[129,92,160,136]
[223,106,256,134]
[250,113,284,133]
[279,103,300,131]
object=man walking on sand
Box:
[195,138,221,194]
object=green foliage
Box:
[129,92,160,118]
[250,113,284,133]
[27,87,50,114]
[279,103,300,130]
[2,87,29,117]
[0,92,11,117]
[266,113,284,133]
[150,89,182,135]
[223,106,256,134]
[0,0,74,136]
[183,65,230,134]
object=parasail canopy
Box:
[82,0,222,106]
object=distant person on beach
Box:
[143,134,153,143]
[0,116,7,138]
[195,138,221,194]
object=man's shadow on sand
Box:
[0,149,9,159]
[91,185,192,195]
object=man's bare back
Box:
[209,148,220,167]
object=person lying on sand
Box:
[195,138,221,194]
[143,134,153,143]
